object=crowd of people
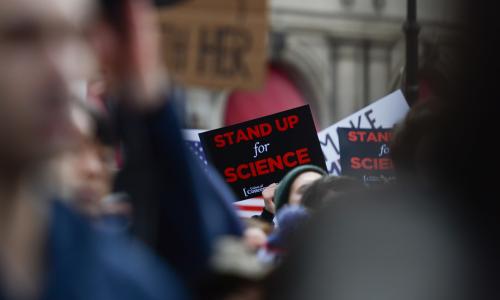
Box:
[1,0,499,299]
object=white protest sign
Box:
[318,90,410,175]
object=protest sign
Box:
[318,90,409,175]
[158,0,268,90]
[199,105,326,200]
[183,129,265,216]
[338,128,396,184]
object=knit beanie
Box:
[274,165,327,211]
[267,205,310,250]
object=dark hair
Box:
[98,0,127,29]
[390,100,457,182]
[98,0,188,26]
[301,176,364,210]
[94,112,116,147]
[73,99,116,146]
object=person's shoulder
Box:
[47,201,190,300]
[93,232,190,300]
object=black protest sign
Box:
[199,106,326,200]
[338,128,396,184]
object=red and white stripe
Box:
[234,197,265,218]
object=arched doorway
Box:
[224,65,318,128]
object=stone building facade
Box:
[182,0,462,130]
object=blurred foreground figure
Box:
[94,0,243,290]
[0,0,188,299]
[267,188,472,300]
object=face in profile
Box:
[288,171,323,206]
[0,0,97,163]
[55,102,116,217]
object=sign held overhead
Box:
[199,105,326,200]
[338,128,396,185]
[158,0,268,91]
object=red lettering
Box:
[214,123,273,148]
[224,167,237,183]
[223,132,235,145]
[367,132,377,142]
[275,118,288,131]
[268,155,284,172]
[378,132,391,143]
[255,159,269,175]
[378,158,393,170]
[246,125,261,140]
[288,115,299,128]
[260,123,272,137]
[236,164,251,180]
[348,131,358,142]
[361,158,373,170]
[349,131,393,143]
[224,149,317,183]
[283,152,298,167]
[358,131,367,142]
[351,157,394,171]
[296,148,311,164]
[236,129,249,143]
[214,134,226,148]
[249,161,257,177]
[351,157,361,169]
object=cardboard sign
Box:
[338,128,396,184]
[199,105,326,200]
[158,0,268,91]
[318,90,409,175]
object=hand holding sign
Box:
[262,183,278,214]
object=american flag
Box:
[184,140,208,167]
[182,129,264,218]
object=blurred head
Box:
[302,176,364,210]
[0,0,97,167]
[268,205,311,252]
[267,189,470,300]
[390,100,457,187]
[274,165,327,211]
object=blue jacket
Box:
[113,99,243,285]
[0,201,190,300]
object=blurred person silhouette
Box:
[266,186,472,300]
[390,100,456,189]
[301,175,364,211]
[253,165,326,225]
[0,0,190,299]
[93,0,243,290]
